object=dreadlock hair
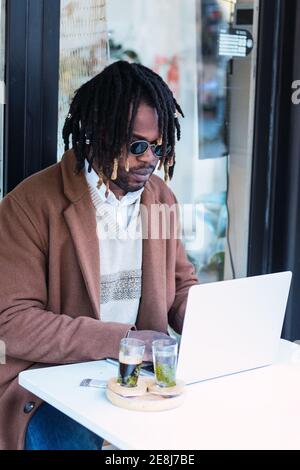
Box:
[62,60,184,183]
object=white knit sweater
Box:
[84,159,143,324]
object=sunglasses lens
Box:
[130,141,148,155]
[155,145,172,157]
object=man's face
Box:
[112,102,161,194]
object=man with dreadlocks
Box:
[0,61,198,450]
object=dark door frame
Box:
[4,0,60,195]
[248,0,300,340]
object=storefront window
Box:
[107,0,259,282]
[57,0,259,283]
[0,0,5,201]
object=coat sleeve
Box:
[0,195,132,364]
[167,194,199,334]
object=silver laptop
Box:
[176,271,292,384]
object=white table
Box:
[19,339,300,450]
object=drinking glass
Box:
[117,338,145,387]
[152,338,178,387]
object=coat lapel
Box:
[136,185,168,332]
[61,151,100,320]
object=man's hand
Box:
[127,330,170,362]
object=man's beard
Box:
[114,164,156,193]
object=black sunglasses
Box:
[129,140,172,158]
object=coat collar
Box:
[61,150,90,203]
[61,151,100,319]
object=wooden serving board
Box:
[106,377,185,411]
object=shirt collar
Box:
[84,159,144,207]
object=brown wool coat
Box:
[0,150,198,450]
